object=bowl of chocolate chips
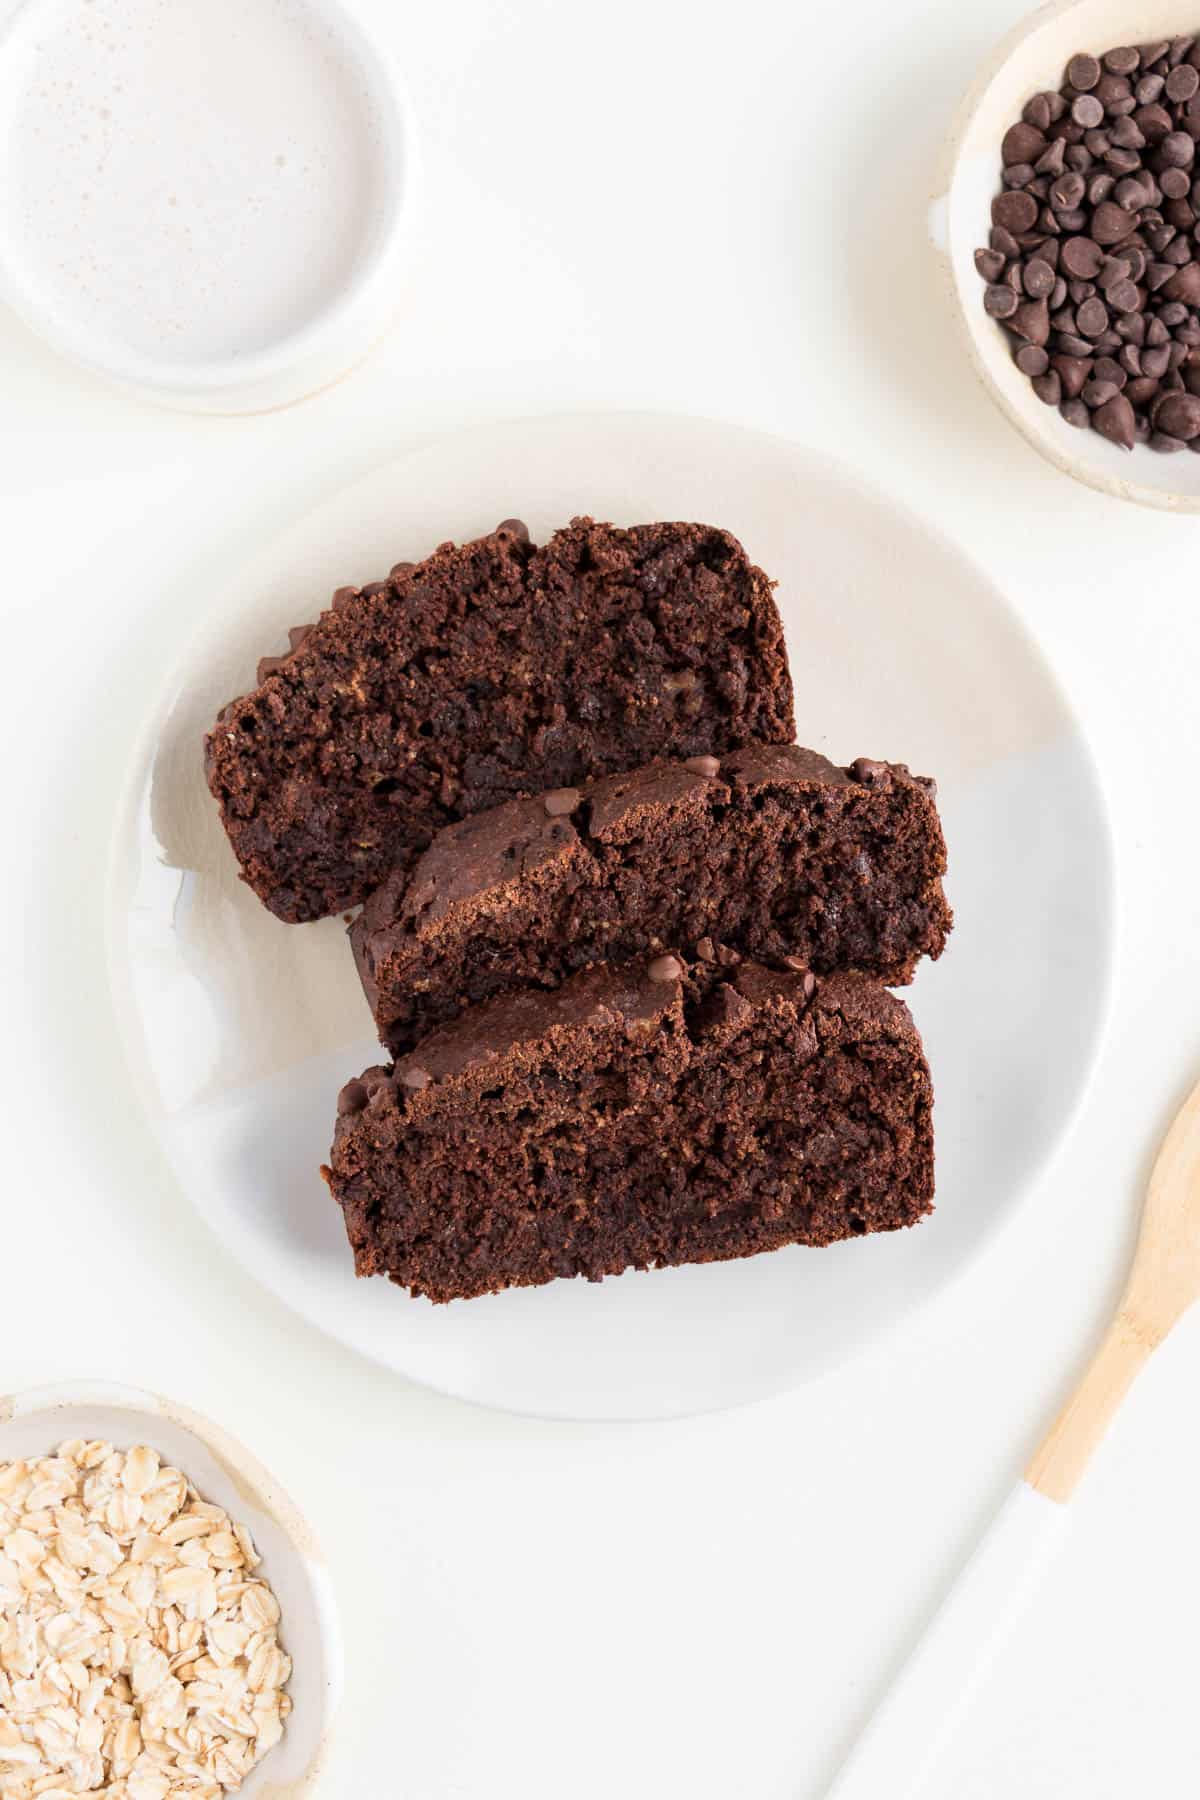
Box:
[935,0,1200,509]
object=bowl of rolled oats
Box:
[0,1383,340,1799]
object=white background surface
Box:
[1,0,1198,1795]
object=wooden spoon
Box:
[826,1077,1200,1800]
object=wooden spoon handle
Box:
[1025,1313,1156,1503]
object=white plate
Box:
[0,1381,341,1796]
[106,413,1115,1420]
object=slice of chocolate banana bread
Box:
[205,517,795,922]
[352,744,951,1059]
[323,958,935,1303]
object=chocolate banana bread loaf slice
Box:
[352,744,951,1059]
[205,517,795,922]
[324,957,935,1303]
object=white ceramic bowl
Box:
[0,1381,341,1795]
[0,0,416,413]
[934,0,1200,510]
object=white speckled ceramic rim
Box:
[932,0,1200,511]
[0,0,417,413]
[0,1381,342,1798]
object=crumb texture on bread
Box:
[353,744,952,1058]
[205,518,795,921]
[324,961,935,1303]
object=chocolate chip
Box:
[1136,103,1173,140]
[1023,257,1056,296]
[1052,353,1094,397]
[1154,390,1200,436]
[695,937,717,963]
[1110,115,1146,148]
[1072,94,1105,128]
[1163,260,1200,303]
[648,954,683,983]
[851,757,891,784]
[1011,297,1050,344]
[1082,378,1119,406]
[400,1066,432,1091]
[337,1078,368,1116]
[1105,46,1140,76]
[992,190,1039,233]
[495,518,530,542]
[1062,234,1105,276]
[1093,390,1137,446]
[985,283,1019,318]
[1016,343,1050,375]
[1105,277,1140,312]
[542,787,581,816]
[331,584,358,611]
[975,247,1006,281]
[388,561,416,579]
[1036,138,1067,176]
[1032,370,1062,405]
[1169,63,1200,101]
[1067,53,1101,91]
[1051,171,1087,209]
[1004,122,1047,164]
[684,754,721,777]
[1060,396,1091,427]
[1092,200,1138,242]
[1077,296,1110,336]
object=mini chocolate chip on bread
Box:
[205,517,795,922]
[323,957,935,1303]
[352,743,951,1059]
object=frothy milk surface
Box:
[0,0,390,366]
